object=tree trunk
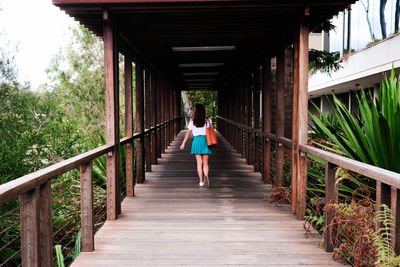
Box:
[361,0,376,41]
[181,91,193,126]
[347,8,351,50]
[380,0,387,39]
[395,0,400,33]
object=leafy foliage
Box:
[0,25,112,264]
[309,49,342,75]
[310,68,400,173]
[55,245,65,267]
[372,204,400,266]
[46,25,106,145]
[325,200,376,266]
[185,90,217,118]
[312,20,336,33]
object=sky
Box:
[330,0,398,53]
[0,0,77,90]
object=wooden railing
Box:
[217,115,400,254]
[0,116,182,266]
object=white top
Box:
[188,118,212,136]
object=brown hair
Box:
[192,104,206,127]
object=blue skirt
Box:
[191,135,212,155]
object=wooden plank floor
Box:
[72,131,344,266]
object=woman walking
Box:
[180,104,212,187]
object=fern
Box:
[373,204,400,266]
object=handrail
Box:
[0,144,113,204]
[0,116,182,205]
[217,115,280,142]
[300,144,400,189]
[217,115,400,186]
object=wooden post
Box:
[135,57,145,183]
[156,77,162,158]
[295,13,309,219]
[254,68,260,129]
[324,162,338,252]
[233,85,237,151]
[241,79,246,158]
[165,84,170,147]
[177,90,182,132]
[21,188,40,267]
[103,12,120,220]
[391,187,400,254]
[151,71,158,165]
[263,60,272,184]
[254,66,261,172]
[20,183,53,266]
[124,51,134,197]
[284,47,294,139]
[249,73,255,166]
[39,182,52,266]
[237,85,241,154]
[145,68,152,172]
[291,28,300,215]
[246,74,252,164]
[80,161,94,252]
[170,87,174,142]
[173,90,177,137]
[160,80,166,153]
[376,181,391,230]
[275,50,285,187]
[168,85,171,145]
[230,88,233,144]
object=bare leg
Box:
[195,154,203,182]
[202,154,209,177]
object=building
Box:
[308,0,400,116]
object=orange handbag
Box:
[206,118,218,148]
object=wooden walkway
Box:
[72,131,343,266]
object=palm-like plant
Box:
[310,68,400,173]
[92,135,127,190]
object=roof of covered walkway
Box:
[53,0,355,91]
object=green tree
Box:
[185,90,217,118]
[46,25,106,146]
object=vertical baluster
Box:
[391,187,400,254]
[40,182,53,266]
[324,162,338,252]
[80,161,94,252]
[21,182,53,266]
[21,188,40,266]
[376,181,391,223]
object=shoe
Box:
[204,175,210,188]
[199,182,204,187]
